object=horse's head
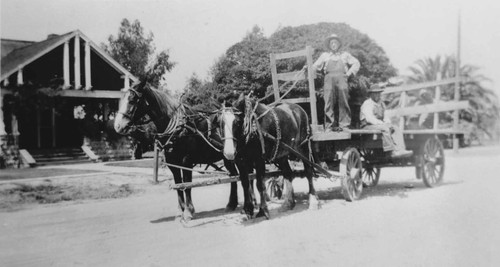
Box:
[114,82,148,135]
[219,105,244,161]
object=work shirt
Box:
[360,98,390,125]
[313,51,360,76]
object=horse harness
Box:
[244,98,282,162]
[154,104,222,153]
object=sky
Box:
[1,0,500,95]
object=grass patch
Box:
[0,168,105,180]
[0,182,138,211]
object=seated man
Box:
[360,84,413,158]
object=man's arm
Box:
[343,52,360,76]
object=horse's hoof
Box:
[256,208,270,219]
[225,203,237,212]
[182,209,194,222]
[279,199,295,212]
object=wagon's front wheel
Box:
[340,147,363,201]
[421,137,445,187]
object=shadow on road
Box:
[149,179,463,228]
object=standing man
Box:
[360,84,412,158]
[313,34,360,132]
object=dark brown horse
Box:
[114,82,241,222]
[220,94,319,219]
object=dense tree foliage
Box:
[184,23,397,109]
[102,19,176,88]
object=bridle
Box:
[118,88,144,121]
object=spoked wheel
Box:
[340,147,363,201]
[359,149,381,187]
[362,166,380,187]
[421,137,445,187]
[265,176,284,201]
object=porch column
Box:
[17,68,24,86]
[123,75,130,91]
[74,35,82,89]
[0,90,5,136]
[84,40,92,90]
[63,41,70,89]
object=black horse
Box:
[114,82,241,222]
[220,94,319,219]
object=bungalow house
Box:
[0,30,138,167]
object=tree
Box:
[407,55,500,141]
[204,22,397,104]
[102,18,176,88]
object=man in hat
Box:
[360,84,412,158]
[313,34,360,132]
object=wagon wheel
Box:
[362,166,380,187]
[265,176,284,201]
[340,147,363,201]
[421,137,445,187]
[359,149,381,187]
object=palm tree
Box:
[407,55,500,142]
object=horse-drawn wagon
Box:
[114,46,468,221]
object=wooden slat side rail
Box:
[276,71,306,81]
[385,101,469,118]
[274,49,308,60]
[403,128,466,135]
[382,77,463,95]
[282,97,310,104]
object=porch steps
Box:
[29,147,92,166]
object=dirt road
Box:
[1,145,500,266]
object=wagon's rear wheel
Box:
[362,166,380,187]
[421,137,445,187]
[340,147,363,201]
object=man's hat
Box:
[325,34,342,50]
[367,84,385,93]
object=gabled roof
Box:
[1,38,35,59]
[1,30,138,82]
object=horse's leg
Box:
[247,161,258,207]
[277,158,296,211]
[182,168,195,222]
[304,160,320,210]
[170,166,185,220]
[224,159,239,212]
[255,159,270,219]
[236,160,254,218]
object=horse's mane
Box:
[140,83,181,118]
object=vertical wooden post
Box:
[453,11,461,152]
[74,35,81,89]
[85,41,92,90]
[63,41,70,89]
[306,46,318,127]
[153,139,159,184]
[270,53,280,101]
[434,72,441,130]
[399,91,407,130]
